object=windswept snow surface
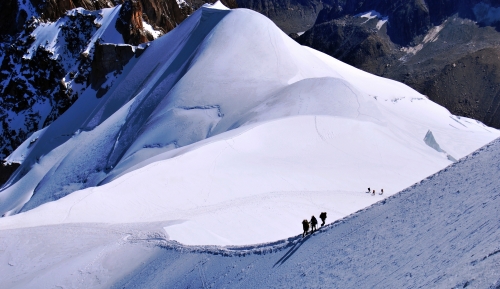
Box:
[112,139,500,288]
[0,4,499,248]
[1,137,500,288]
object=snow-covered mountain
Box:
[106,139,500,288]
[0,0,237,176]
[0,2,499,287]
[1,92,500,288]
[0,2,498,249]
[0,5,139,163]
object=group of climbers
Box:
[301,188,386,237]
[367,187,384,195]
[302,212,327,237]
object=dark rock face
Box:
[116,0,151,45]
[422,48,500,128]
[31,0,115,21]
[236,0,323,34]
[297,0,500,128]
[312,0,431,46]
[91,43,147,97]
[0,11,100,162]
[0,163,20,187]
[0,0,20,36]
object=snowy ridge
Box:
[113,137,500,288]
[0,4,499,248]
[132,137,500,257]
[2,137,499,288]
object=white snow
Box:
[142,21,162,39]
[0,5,499,287]
[0,6,498,246]
[176,0,188,9]
[400,22,445,59]
[1,136,500,288]
[203,0,229,10]
[3,127,48,165]
[355,10,388,30]
[93,6,124,46]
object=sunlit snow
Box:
[0,3,498,248]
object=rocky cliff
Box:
[297,0,500,129]
[236,0,323,34]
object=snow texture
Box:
[1,138,500,288]
[0,4,499,250]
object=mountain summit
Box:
[0,3,498,246]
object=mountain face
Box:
[0,3,497,247]
[235,0,324,34]
[0,3,498,286]
[0,0,237,184]
[296,0,500,130]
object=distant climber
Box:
[380,189,384,195]
[302,219,310,237]
[372,189,375,196]
[319,212,327,226]
[310,215,318,232]
[367,187,370,193]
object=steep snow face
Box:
[0,4,498,245]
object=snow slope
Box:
[111,138,500,289]
[0,2,499,248]
[2,134,500,289]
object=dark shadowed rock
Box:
[297,0,500,128]
[236,0,323,34]
[0,0,20,36]
[91,43,148,97]
[116,0,151,45]
[31,0,114,21]
[0,163,20,188]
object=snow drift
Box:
[0,2,498,246]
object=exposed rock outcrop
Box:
[116,0,151,45]
[0,163,20,187]
[0,0,20,37]
[297,0,500,129]
[91,43,148,96]
[236,0,323,34]
[31,0,115,21]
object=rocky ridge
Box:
[296,0,500,129]
[236,0,324,34]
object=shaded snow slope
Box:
[2,138,500,288]
[111,138,500,289]
[0,4,499,246]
